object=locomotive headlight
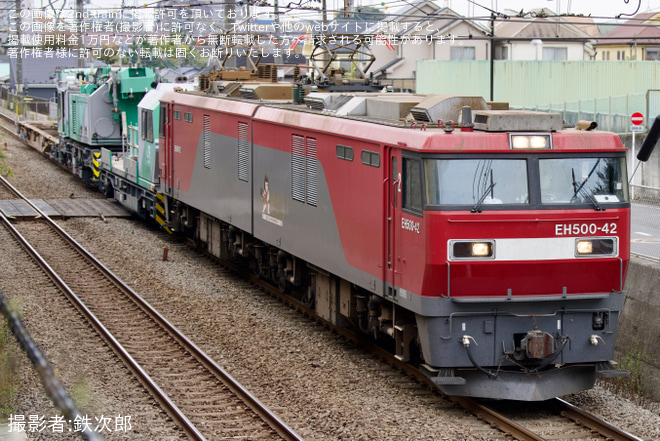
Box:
[510,134,551,150]
[575,238,616,257]
[451,240,495,259]
[576,240,593,254]
[472,242,491,256]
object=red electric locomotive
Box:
[158,87,629,400]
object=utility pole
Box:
[76,0,84,67]
[224,0,236,68]
[14,0,22,96]
[490,12,495,101]
[273,0,282,65]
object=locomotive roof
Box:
[160,89,626,154]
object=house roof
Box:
[570,16,602,38]
[496,8,593,40]
[367,4,490,38]
[9,56,79,85]
[595,12,660,45]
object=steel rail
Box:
[555,398,645,441]
[0,174,304,441]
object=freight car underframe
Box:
[54,139,125,185]
[168,206,626,401]
[52,141,161,222]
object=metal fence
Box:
[521,92,648,135]
[631,185,660,261]
[0,86,53,119]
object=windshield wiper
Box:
[472,171,496,213]
[571,163,604,211]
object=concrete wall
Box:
[617,256,660,400]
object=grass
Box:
[0,147,12,178]
[0,320,20,419]
[603,341,659,404]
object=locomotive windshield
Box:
[423,154,628,209]
[539,157,629,204]
[424,159,529,206]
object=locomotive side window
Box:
[141,110,153,143]
[336,144,354,161]
[173,110,181,120]
[392,157,398,208]
[361,150,380,167]
[424,159,528,206]
[159,103,167,133]
[403,158,422,213]
[184,112,193,123]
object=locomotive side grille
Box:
[203,115,211,169]
[291,135,306,203]
[237,122,249,182]
[71,102,78,135]
[306,137,317,206]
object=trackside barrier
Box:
[0,291,105,441]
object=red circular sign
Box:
[631,112,644,125]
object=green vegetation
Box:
[604,341,658,402]
[70,377,92,410]
[0,320,20,419]
[0,146,13,178]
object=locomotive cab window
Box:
[403,158,423,213]
[173,110,181,120]
[539,156,629,205]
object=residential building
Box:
[594,12,660,60]
[494,8,596,60]
[369,1,490,81]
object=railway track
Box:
[219,258,646,441]
[0,174,303,441]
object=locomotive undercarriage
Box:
[166,208,628,401]
[178,210,423,364]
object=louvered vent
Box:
[306,138,317,206]
[474,114,488,124]
[291,135,306,203]
[72,102,78,135]
[325,95,352,112]
[238,122,249,182]
[203,115,211,169]
[409,108,431,122]
[239,88,259,100]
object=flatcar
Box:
[53,67,631,400]
[152,86,629,401]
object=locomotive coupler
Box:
[522,329,554,359]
